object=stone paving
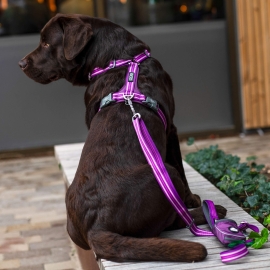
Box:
[0,131,269,270]
[0,157,78,270]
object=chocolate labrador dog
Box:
[19,14,226,262]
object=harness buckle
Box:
[100,93,116,109]
[142,96,159,112]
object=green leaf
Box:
[246,156,257,162]
[251,231,269,249]
[261,228,269,238]
[249,231,261,239]
[256,164,265,171]
[247,195,259,207]
[263,215,270,226]
[187,137,195,146]
[249,228,269,249]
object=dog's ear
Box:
[58,15,93,60]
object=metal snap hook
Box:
[132,113,141,120]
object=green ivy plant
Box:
[185,139,270,248]
[249,228,269,249]
[185,139,269,224]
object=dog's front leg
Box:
[166,123,201,208]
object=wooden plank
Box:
[237,0,250,128]
[253,0,265,127]
[263,0,270,126]
[54,143,270,269]
[236,0,270,129]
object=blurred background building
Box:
[0,0,269,152]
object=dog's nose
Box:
[18,59,28,69]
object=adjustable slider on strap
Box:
[144,49,151,57]
[109,59,116,69]
[100,93,116,109]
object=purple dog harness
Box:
[88,50,259,263]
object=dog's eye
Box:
[43,43,50,48]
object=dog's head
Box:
[18,14,93,85]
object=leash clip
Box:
[123,94,137,116]
[132,113,141,120]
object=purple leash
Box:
[91,50,259,263]
[132,115,213,236]
[91,51,211,235]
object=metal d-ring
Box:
[123,94,134,100]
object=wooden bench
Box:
[55,143,270,270]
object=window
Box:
[0,0,225,36]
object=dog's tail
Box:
[88,230,207,262]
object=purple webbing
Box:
[238,222,259,233]
[125,62,139,96]
[89,59,131,80]
[133,117,214,237]
[134,50,151,63]
[113,92,145,102]
[220,244,248,263]
[112,92,167,129]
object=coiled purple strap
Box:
[220,243,249,263]
[203,200,259,262]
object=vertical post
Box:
[225,0,244,133]
[93,0,107,18]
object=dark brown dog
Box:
[19,14,226,262]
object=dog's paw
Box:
[185,193,201,208]
[215,205,227,219]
